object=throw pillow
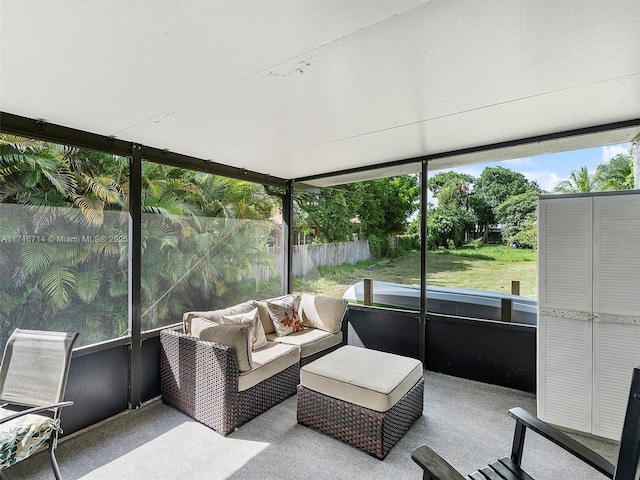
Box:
[191,317,253,372]
[267,294,303,337]
[221,308,268,351]
[300,294,348,334]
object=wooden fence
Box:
[254,240,371,281]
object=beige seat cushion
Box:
[191,317,253,373]
[300,294,347,334]
[266,329,342,359]
[238,342,299,391]
[300,345,423,412]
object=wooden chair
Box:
[0,329,78,480]
[412,364,640,480]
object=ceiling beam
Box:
[0,112,288,188]
[295,118,640,184]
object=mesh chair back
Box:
[0,329,78,409]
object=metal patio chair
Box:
[0,329,78,480]
[412,363,640,479]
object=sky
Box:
[433,142,631,193]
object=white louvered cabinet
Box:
[537,192,640,440]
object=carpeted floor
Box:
[3,371,619,479]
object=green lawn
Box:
[294,244,537,300]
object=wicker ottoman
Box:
[297,345,424,459]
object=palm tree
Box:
[1,137,278,343]
[138,164,277,330]
[0,135,131,345]
[554,166,600,193]
[595,150,634,191]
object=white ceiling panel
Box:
[1,0,639,183]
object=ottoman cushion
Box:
[300,345,423,412]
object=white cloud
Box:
[601,145,628,162]
[521,171,562,192]
[502,157,537,167]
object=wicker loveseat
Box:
[160,294,348,435]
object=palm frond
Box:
[142,195,185,223]
[19,242,57,274]
[39,265,76,309]
[74,268,103,303]
[81,173,125,205]
[141,218,179,248]
[72,195,105,225]
[0,134,46,153]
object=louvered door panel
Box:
[593,194,640,317]
[538,314,592,431]
[537,195,592,433]
[593,321,640,439]
[538,197,592,312]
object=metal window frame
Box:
[2,110,639,403]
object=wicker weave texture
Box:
[297,377,424,459]
[160,329,299,436]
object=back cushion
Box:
[300,294,348,334]
[189,316,217,337]
[221,308,268,351]
[191,317,253,372]
[183,300,257,334]
[256,300,275,335]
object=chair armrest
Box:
[0,401,73,425]
[509,407,615,479]
[160,328,240,392]
[411,445,466,480]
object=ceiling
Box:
[1,1,639,186]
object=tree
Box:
[426,208,476,249]
[467,193,493,241]
[295,175,420,254]
[594,150,634,191]
[495,191,539,247]
[0,134,279,346]
[138,164,277,329]
[427,171,477,244]
[471,166,540,242]
[428,171,474,202]
[554,166,599,193]
[355,176,419,239]
[0,135,130,345]
[473,166,540,208]
[295,188,358,243]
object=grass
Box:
[293,244,537,299]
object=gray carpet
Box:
[4,371,619,479]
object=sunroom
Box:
[1,1,639,479]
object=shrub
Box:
[510,217,538,249]
[396,233,420,253]
[368,235,395,258]
[426,209,473,249]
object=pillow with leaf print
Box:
[221,308,268,351]
[267,294,303,337]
